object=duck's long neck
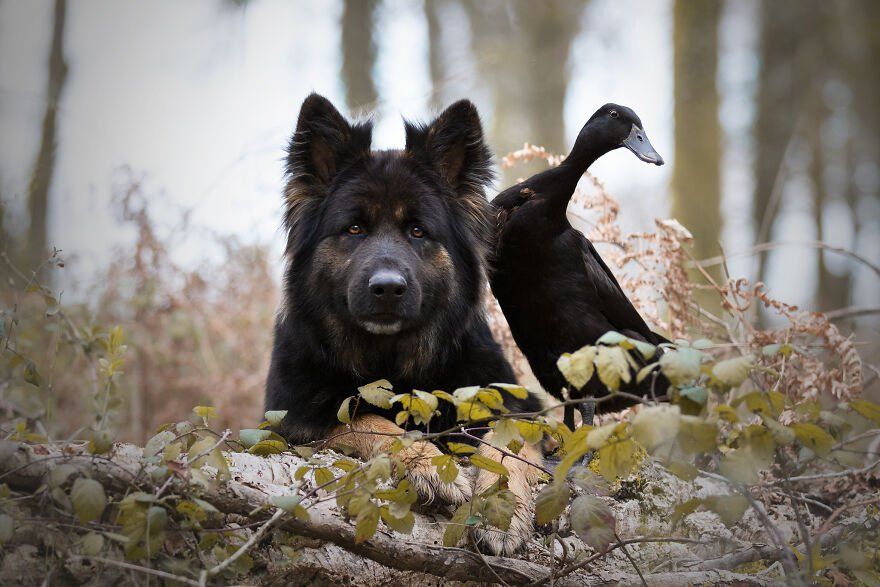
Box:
[559,120,613,180]
[540,121,614,224]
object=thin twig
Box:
[199,508,285,585]
[69,556,199,586]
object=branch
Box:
[0,442,548,585]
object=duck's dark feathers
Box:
[489,103,667,414]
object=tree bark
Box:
[460,0,587,186]
[671,0,722,313]
[0,442,787,586]
[25,0,68,274]
[341,0,379,117]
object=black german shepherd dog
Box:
[265,94,541,555]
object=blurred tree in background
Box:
[342,0,379,116]
[671,0,722,312]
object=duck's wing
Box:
[576,232,657,343]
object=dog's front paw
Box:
[399,442,472,506]
[470,486,535,556]
[469,438,543,556]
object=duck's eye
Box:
[410,226,425,238]
[610,110,619,119]
[347,225,365,235]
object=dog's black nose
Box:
[369,270,407,300]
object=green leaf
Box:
[193,406,217,421]
[490,383,529,399]
[147,505,168,531]
[666,460,698,481]
[314,467,335,487]
[672,498,701,527]
[23,361,42,388]
[711,354,755,387]
[557,346,596,390]
[248,439,287,456]
[358,379,394,409]
[88,429,113,455]
[595,436,640,481]
[470,454,509,477]
[431,454,459,484]
[631,405,680,453]
[659,348,703,385]
[354,503,380,544]
[71,478,107,524]
[679,386,708,406]
[443,504,470,547]
[677,416,718,454]
[264,410,288,426]
[704,495,749,527]
[239,429,272,449]
[851,399,880,426]
[481,490,516,531]
[380,506,415,534]
[79,532,104,556]
[446,442,477,455]
[791,422,834,457]
[143,430,176,459]
[535,483,570,525]
[491,419,523,449]
[569,495,615,552]
[271,494,301,512]
[0,514,13,543]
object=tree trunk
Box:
[341,0,379,117]
[25,0,68,275]
[460,0,586,186]
[670,0,722,314]
[425,0,444,110]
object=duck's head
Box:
[588,103,664,166]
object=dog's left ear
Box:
[405,100,493,195]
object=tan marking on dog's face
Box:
[393,202,407,223]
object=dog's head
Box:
[281,94,494,343]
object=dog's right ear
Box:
[286,93,372,185]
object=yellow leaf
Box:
[470,454,509,477]
[193,406,216,421]
[557,346,596,390]
[491,419,523,449]
[595,436,640,481]
[791,423,834,457]
[516,420,544,444]
[446,442,477,455]
[535,483,570,525]
[711,354,754,387]
[678,416,718,454]
[596,346,631,391]
[851,399,880,426]
[490,383,529,399]
[632,405,680,453]
[336,397,353,424]
[354,502,379,544]
[358,380,395,409]
[431,454,459,484]
[456,400,494,422]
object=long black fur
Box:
[266,94,539,444]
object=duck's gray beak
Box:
[623,125,664,166]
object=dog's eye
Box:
[347,225,365,236]
[410,226,425,238]
[610,110,619,119]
